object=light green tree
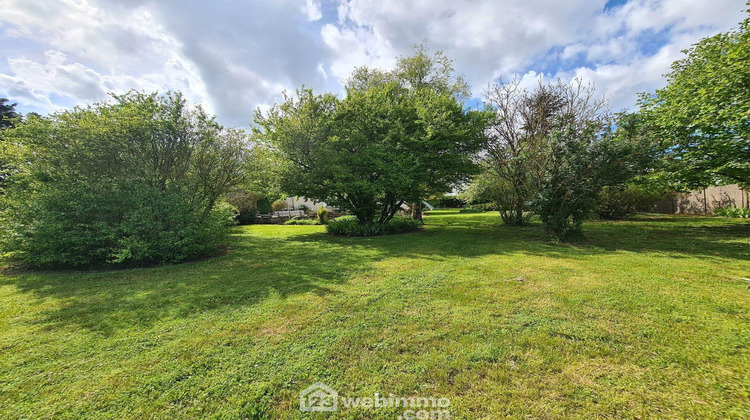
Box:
[639,6,750,187]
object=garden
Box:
[0,8,749,420]
[0,210,748,418]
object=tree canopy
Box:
[0,98,20,129]
[256,48,489,225]
[639,9,750,187]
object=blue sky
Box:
[0,0,746,126]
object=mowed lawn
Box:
[1,210,748,419]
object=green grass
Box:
[1,210,748,419]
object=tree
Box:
[345,44,473,221]
[0,98,20,129]
[483,78,610,225]
[255,81,488,227]
[0,91,247,267]
[533,110,659,240]
[346,42,469,99]
[638,7,750,187]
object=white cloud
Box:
[327,0,746,109]
[304,0,322,21]
[0,0,747,124]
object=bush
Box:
[256,197,272,214]
[271,200,287,212]
[715,206,750,218]
[227,190,259,225]
[235,207,257,225]
[459,207,484,213]
[3,181,238,267]
[427,195,466,208]
[597,186,665,220]
[317,206,330,224]
[284,217,322,225]
[0,92,246,268]
[325,216,421,236]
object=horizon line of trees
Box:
[0,7,747,266]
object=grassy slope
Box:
[0,210,748,419]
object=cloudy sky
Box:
[0,0,746,126]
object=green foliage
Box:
[530,105,656,240]
[427,194,466,208]
[715,206,750,218]
[638,9,750,186]
[462,170,532,225]
[256,197,272,214]
[534,128,608,241]
[0,92,245,267]
[256,48,490,226]
[325,216,421,236]
[283,217,322,225]
[226,190,259,225]
[483,79,617,226]
[242,144,284,201]
[596,185,666,220]
[316,206,330,223]
[458,207,484,213]
[0,98,20,129]
[346,41,470,99]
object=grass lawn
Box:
[1,210,749,419]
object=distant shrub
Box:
[256,197,272,214]
[317,206,331,224]
[430,196,466,208]
[459,207,484,213]
[715,206,750,218]
[271,200,287,212]
[325,216,421,236]
[235,207,257,225]
[227,190,259,225]
[477,203,499,211]
[597,186,665,220]
[284,217,322,225]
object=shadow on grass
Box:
[0,231,382,335]
[2,213,747,335]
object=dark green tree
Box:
[345,44,473,221]
[255,81,488,227]
[0,98,20,129]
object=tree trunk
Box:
[411,202,423,223]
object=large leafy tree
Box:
[345,44,473,221]
[639,7,750,187]
[255,80,488,225]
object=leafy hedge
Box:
[284,217,322,225]
[596,186,665,220]
[325,216,421,236]
[0,92,245,268]
[715,206,750,218]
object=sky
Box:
[0,0,747,127]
